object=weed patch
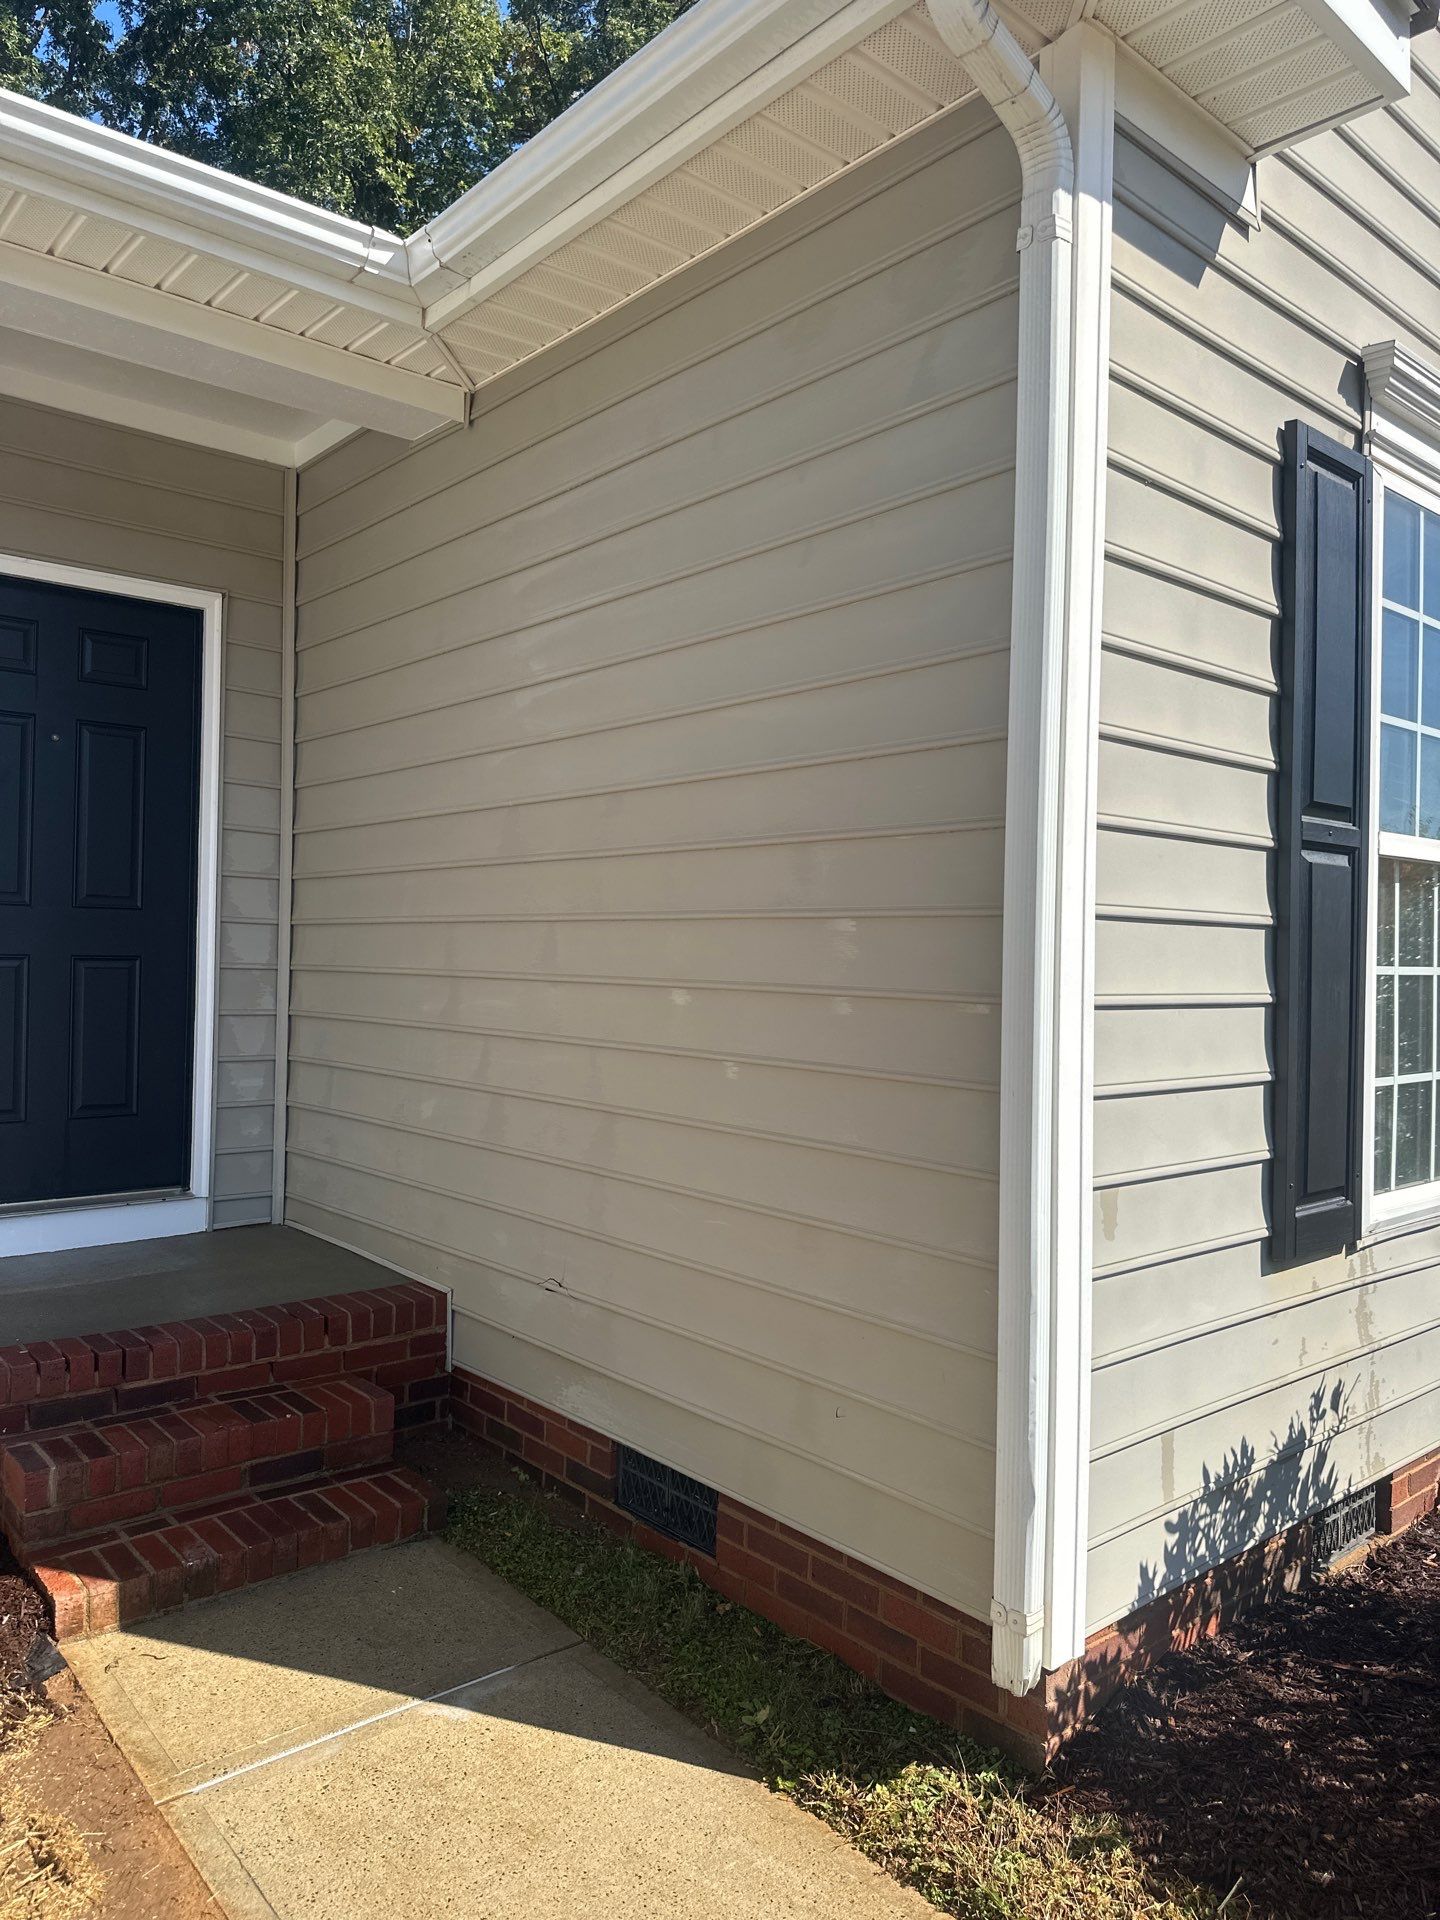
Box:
[447,1481,1227,1920]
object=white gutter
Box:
[0,89,416,315]
[409,0,917,324]
[926,0,1098,1699]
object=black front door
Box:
[0,575,202,1206]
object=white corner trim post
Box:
[272,465,298,1226]
[927,3,1112,1696]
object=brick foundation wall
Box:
[450,1364,1440,1767]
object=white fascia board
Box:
[1291,0,1411,99]
[411,0,917,326]
[0,89,415,308]
[0,242,464,438]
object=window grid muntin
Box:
[1374,489,1440,1203]
[1379,491,1440,836]
[1373,856,1440,1194]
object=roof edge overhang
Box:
[0,90,417,320]
[408,0,919,322]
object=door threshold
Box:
[0,1188,185,1220]
[0,1193,208,1260]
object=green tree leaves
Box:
[0,0,696,230]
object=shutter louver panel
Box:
[1273,422,1374,1268]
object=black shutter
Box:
[1273,421,1373,1267]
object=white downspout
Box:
[927,0,1078,1698]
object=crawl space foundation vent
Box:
[616,1446,718,1555]
[1315,1483,1378,1568]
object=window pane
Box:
[1379,865,1396,965]
[1382,724,1417,833]
[1397,972,1433,1074]
[1426,625,1440,729]
[1398,861,1435,963]
[1395,1079,1433,1187]
[1384,610,1420,719]
[1387,493,1422,608]
[1375,1082,1394,1194]
[1427,511,1440,623]
[1377,973,1395,1077]
[1421,736,1440,840]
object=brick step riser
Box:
[0,1282,449,1437]
[2,1376,396,1551]
[39,1465,447,1640]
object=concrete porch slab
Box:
[69,1538,930,1920]
[0,1224,402,1345]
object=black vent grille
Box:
[616,1446,718,1555]
[1316,1483,1378,1568]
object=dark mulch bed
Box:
[0,1536,47,1687]
[1052,1510,1440,1920]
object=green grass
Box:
[446,1479,1227,1920]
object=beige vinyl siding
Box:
[289,99,1018,1616]
[1090,43,1440,1630]
[0,394,285,1226]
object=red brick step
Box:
[34,1463,446,1640]
[1,1376,393,1551]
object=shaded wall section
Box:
[289,99,1020,1618]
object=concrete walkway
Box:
[68,1539,932,1920]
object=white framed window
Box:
[1365,470,1440,1227]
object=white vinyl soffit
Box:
[0,0,1417,438]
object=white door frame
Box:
[0,551,224,1256]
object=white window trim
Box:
[0,552,224,1257]
[1359,407,1440,1236]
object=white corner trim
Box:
[927,0,1100,1701]
[0,550,225,1255]
[1036,19,1112,1679]
[273,468,297,1227]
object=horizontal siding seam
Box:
[282,1121,998,1261]
[286,1050,990,1179]
[0,416,283,516]
[1113,183,1373,368]
[1098,718,1275,775]
[1110,276,1355,438]
[1095,1070,1271,1098]
[1082,1372,1440,1559]
[293,721,1008,802]
[1094,1226,1267,1280]
[0,465,283,556]
[296,462,1014,654]
[281,1203,1000,1492]
[1096,1244,1440,1370]
[1101,631,1277,695]
[1096,905,1272,928]
[287,1005,999,1092]
[288,963,1000,1005]
[1105,540,1277,620]
[301,112,1017,535]
[295,637,1010,756]
[1109,359,1281,466]
[1096,815,1272,852]
[0,499,284,600]
[287,1183,993,1357]
[292,905,1001,924]
[299,294,1021,594]
[1090,1346,1440,1509]
[1093,1147,1268,1189]
[1276,145,1440,309]
[1107,450,1276,543]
